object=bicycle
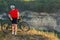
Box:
[2,16,30,32]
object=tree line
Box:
[0,0,60,13]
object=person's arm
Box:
[17,12,22,22]
[8,14,13,20]
[17,12,20,19]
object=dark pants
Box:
[12,18,18,24]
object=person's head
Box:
[10,5,15,9]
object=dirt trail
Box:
[5,33,49,40]
[1,29,58,40]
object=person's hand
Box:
[18,18,22,22]
[20,18,22,21]
[10,18,13,21]
[18,19,20,22]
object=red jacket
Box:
[8,8,19,18]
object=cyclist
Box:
[8,5,20,35]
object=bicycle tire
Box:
[18,22,30,32]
